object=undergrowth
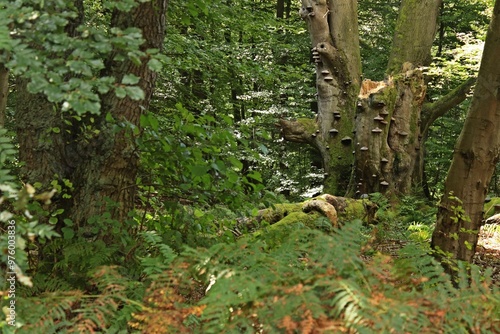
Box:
[6,219,499,333]
[131,221,500,333]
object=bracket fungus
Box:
[341,136,352,145]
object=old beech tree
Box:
[14,1,168,233]
[432,0,500,264]
[279,0,474,196]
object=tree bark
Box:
[353,65,426,195]
[387,0,442,75]
[276,0,285,19]
[432,0,500,264]
[71,1,168,229]
[351,0,443,197]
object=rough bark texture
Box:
[432,0,500,264]
[16,1,168,232]
[71,1,168,228]
[350,0,443,197]
[353,64,426,196]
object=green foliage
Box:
[158,0,320,199]
[0,0,165,116]
[358,0,400,80]
[407,222,434,244]
[3,0,499,332]
[0,128,16,185]
[136,105,279,250]
[0,129,59,279]
[364,193,437,243]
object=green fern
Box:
[16,266,143,333]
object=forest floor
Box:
[372,225,500,286]
[474,226,500,285]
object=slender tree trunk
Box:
[432,0,500,264]
[285,0,292,19]
[387,0,442,74]
[276,0,285,19]
[0,63,8,128]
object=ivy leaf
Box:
[147,58,163,71]
[115,86,127,98]
[122,74,140,85]
[125,86,145,100]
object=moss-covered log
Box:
[239,194,374,235]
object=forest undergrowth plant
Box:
[365,192,437,244]
[130,220,500,333]
[14,266,144,334]
[137,108,279,250]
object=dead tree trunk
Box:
[279,0,361,195]
[354,64,426,195]
[432,0,500,264]
[280,0,474,197]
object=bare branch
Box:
[421,76,476,135]
[277,118,318,146]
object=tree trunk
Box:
[386,0,442,75]
[279,0,361,196]
[16,1,168,233]
[276,0,285,19]
[351,0,442,197]
[0,62,8,128]
[431,0,500,264]
[353,65,426,196]
[281,0,476,197]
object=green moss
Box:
[260,203,303,223]
[272,211,320,228]
[252,211,321,237]
[296,118,317,134]
[339,198,367,222]
[484,197,500,218]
